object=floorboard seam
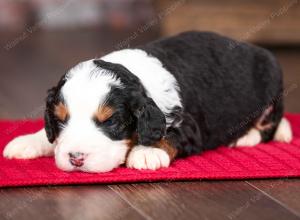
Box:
[246,181,300,217]
[108,185,153,220]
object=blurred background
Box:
[0,0,299,119]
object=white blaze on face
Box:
[54,60,128,173]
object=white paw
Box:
[274,118,293,143]
[3,133,53,159]
[234,128,261,147]
[126,146,170,170]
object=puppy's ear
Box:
[132,96,166,146]
[44,74,68,143]
[45,111,56,143]
[44,87,57,143]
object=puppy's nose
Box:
[69,152,85,167]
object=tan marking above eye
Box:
[54,102,69,121]
[95,105,115,122]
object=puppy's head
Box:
[44,59,166,172]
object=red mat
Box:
[0,114,300,187]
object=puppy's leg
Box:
[234,128,262,147]
[233,116,293,147]
[273,117,292,143]
[232,106,269,147]
[232,104,292,147]
[126,139,177,170]
[3,128,54,159]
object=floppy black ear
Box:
[44,87,57,143]
[44,74,68,143]
[133,97,166,146]
[45,111,56,143]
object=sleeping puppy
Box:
[3,31,293,173]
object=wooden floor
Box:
[0,30,300,220]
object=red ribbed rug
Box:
[0,114,300,187]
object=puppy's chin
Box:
[54,145,128,173]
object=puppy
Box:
[3,31,292,173]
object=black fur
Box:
[166,113,204,157]
[138,31,284,156]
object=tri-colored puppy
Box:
[3,31,292,172]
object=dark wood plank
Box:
[0,186,145,220]
[274,49,300,113]
[157,0,300,44]
[110,181,300,220]
[247,179,300,216]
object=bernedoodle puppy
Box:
[3,31,292,172]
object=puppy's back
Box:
[140,31,284,149]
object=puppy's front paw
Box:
[3,135,49,159]
[126,146,170,170]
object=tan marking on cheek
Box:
[155,139,178,161]
[95,106,114,122]
[54,102,69,121]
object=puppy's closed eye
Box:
[102,117,115,126]
[94,106,115,125]
[94,115,116,127]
